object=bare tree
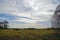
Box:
[51,4,60,28]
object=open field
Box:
[0,28,60,40]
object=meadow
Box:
[0,28,60,40]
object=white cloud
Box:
[14,18,36,23]
[0,0,59,28]
[9,23,48,29]
[24,0,56,12]
[11,12,31,18]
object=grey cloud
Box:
[0,0,33,13]
[0,0,16,13]
[16,0,33,13]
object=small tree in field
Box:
[4,20,9,29]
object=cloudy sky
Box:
[0,0,60,28]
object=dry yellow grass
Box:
[0,29,60,40]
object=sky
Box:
[0,0,60,28]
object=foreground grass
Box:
[0,28,60,40]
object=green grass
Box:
[0,29,60,40]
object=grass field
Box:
[0,28,60,40]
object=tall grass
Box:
[0,29,60,40]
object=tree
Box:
[3,20,9,29]
[0,22,4,29]
[51,4,60,28]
